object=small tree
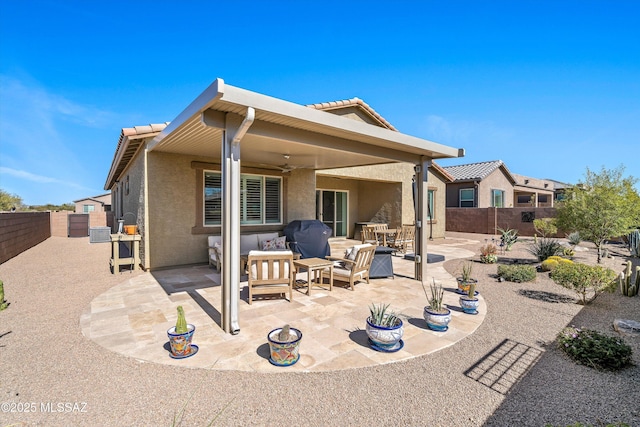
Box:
[550,262,617,304]
[533,218,557,238]
[0,189,23,211]
[555,165,640,263]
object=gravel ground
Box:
[1,233,638,427]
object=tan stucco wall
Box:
[318,162,448,239]
[286,169,316,221]
[477,170,514,208]
[147,151,203,269]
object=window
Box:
[427,189,435,220]
[538,194,548,203]
[83,204,95,213]
[517,195,533,204]
[459,188,474,207]
[204,171,282,226]
[491,189,505,208]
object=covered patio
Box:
[82,238,484,371]
[105,78,464,335]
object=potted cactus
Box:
[423,279,451,331]
[267,324,302,366]
[459,282,480,314]
[167,306,198,359]
[365,303,404,352]
[456,261,478,294]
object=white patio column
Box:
[221,108,254,334]
[414,157,431,282]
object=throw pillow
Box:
[261,236,288,251]
[261,239,277,251]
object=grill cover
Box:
[283,220,332,259]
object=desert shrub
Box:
[562,247,575,258]
[557,326,633,371]
[533,217,558,237]
[497,264,537,282]
[542,256,574,272]
[566,231,582,247]
[479,244,498,264]
[527,237,562,261]
[541,258,559,272]
[550,262,617,304]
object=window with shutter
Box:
[204,171,281,226]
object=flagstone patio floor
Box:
[81,238,484,372]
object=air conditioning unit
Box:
[89,226,112,243]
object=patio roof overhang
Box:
[105,78,464,335]
[144,78,464,169]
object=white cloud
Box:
[424,114,514,145]
[0,166,96,191]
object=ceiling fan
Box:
[260,154,309,173]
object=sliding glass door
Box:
[316,190,348,238]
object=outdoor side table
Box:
[370,246,395,279]
[110,233,141,273]
[293,257,333,295]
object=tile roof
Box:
[431,161,455,182]
[105,123,169,189]
[443,160,513,182]
[306,97,398,131]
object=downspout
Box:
[222,107,255,335]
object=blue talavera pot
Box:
[267,327,302,366]
[423,307,451,331]
[459,297,479,315]
[366,317,404,351]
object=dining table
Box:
[374,229,397,247]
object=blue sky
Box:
[1,0,638,205]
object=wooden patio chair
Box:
[361,225,379,245]
[389,227,405,252]
[246,250,294,304]
[323,244,376,291]
[396,224,415,253]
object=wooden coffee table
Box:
[293,258,333,295]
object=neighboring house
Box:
[512,173,556,207]
[73,193,112,213]
[545,179,571,203]
[104,79,463,274]
[443,160,559,208]
[443,160,516,208]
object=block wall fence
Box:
[0,211,112,264]
[446,207,560,237]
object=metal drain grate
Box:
[464,338,543,395]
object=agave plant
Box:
[527,237,562,261]
[368,303,401,327]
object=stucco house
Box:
[443,160,556,208]
[73,193,111,213]
[104,78,463,332]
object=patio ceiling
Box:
[145,78,464,171]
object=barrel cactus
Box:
[175,306,188,334]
